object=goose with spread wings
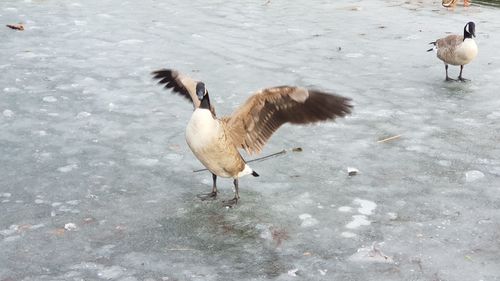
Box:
[152,69,352,207]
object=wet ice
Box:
[1,0,500,280]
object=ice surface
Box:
[345,215,372,229]
[1,0,500,280]
[341,231,357,238]
[298,213,319,227]
[348,242,394,264]
[353,198,377,215]
[465,169,485,182]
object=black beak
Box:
[196,82,205,100]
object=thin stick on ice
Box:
[192,147,302,173]
[377,135,401,143]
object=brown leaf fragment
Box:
[53,228,65,236]
[17,224,32,232]
[6,24,24,31]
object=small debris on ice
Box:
[348,242,394,263]
[6,23,24,31]
[347,167,359,176]
[287,268,299,277]
[465,170,484,182]
[377,135,401,143]
[64,223,77,231]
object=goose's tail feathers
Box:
[427,41,437,52]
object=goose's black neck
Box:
[200,93,211,110]
[463,22,475,40]
[464,27,471,40]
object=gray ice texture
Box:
[1,0,500,280]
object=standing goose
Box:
[427,21,478,81]
[152,69,352,207]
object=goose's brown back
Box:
[436,35,463,65]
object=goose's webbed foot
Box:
[198,173,218,201]
[223,178,240,208]
[197,191,217,201]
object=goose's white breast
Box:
[185,109,219,151]
[455,39,478,65]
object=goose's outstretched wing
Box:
[223,86,352,154]
[152,69,216,115]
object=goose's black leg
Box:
[223,179,240,208]
[458,65,469,82]
[197,173,217,200]
[445,64,455,81]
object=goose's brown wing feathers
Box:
[436,35,464,64]
[436,35,463,49]
[151,69,216,116]
[223,86,352,154]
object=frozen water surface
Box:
[1,0,500,280]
